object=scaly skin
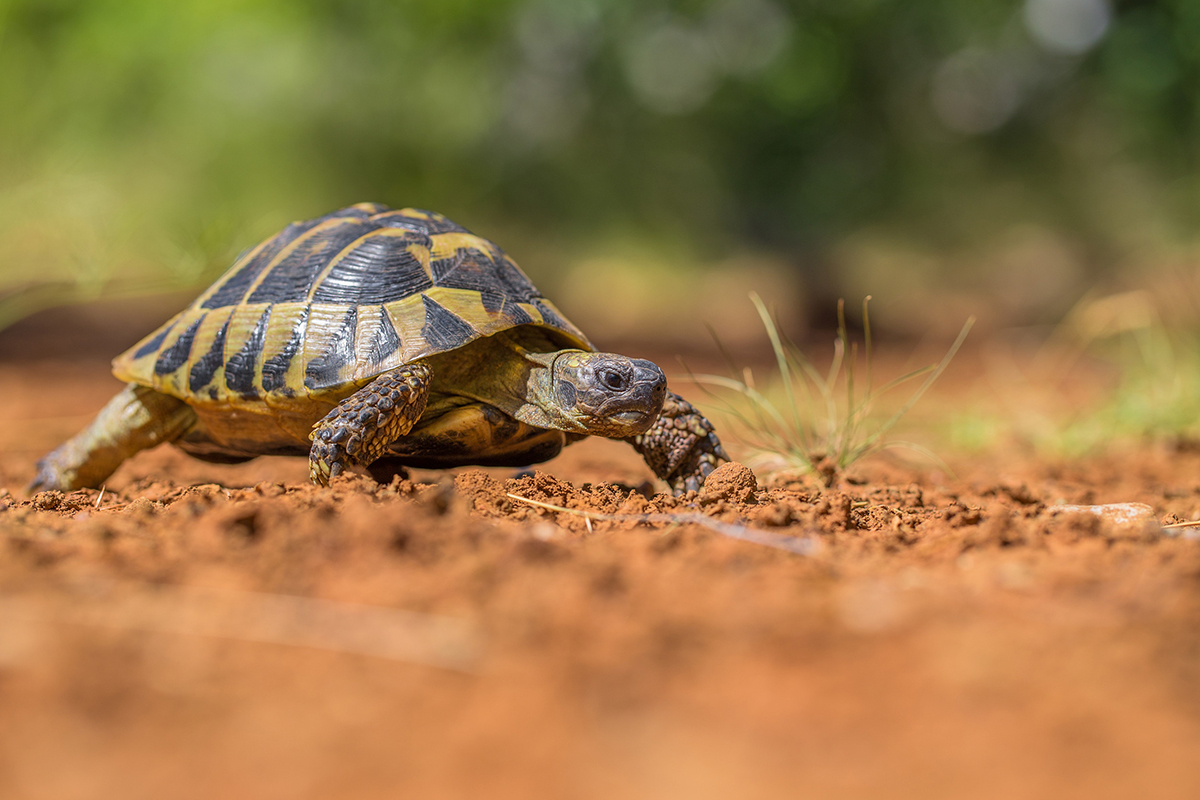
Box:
[309,363,432,486]
[629,391,729,495]
[29,384,197,492]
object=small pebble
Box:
[124,497,157,516]
[1047,503,1160,537]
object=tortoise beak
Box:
[603,359,666,432]
[631,359,667,411]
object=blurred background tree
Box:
[1,0,1197,342]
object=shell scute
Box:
[187,316,230,394]
[420,294,478,355]
[154,314,205,377]
[246,218,368,304]
[260,304,308,396]
[224,305,271,398]
[386,208,468,235]
[113,203,591,404]
[310,229,433,305]
[304,305,358,392]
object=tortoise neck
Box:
[514,346,587,432]
[422,330,587,431]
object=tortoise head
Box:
[530,351,667,438]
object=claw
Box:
[307,364,431,487]
[630,390,728,497]
[310,453,334,487]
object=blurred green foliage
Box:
[944,290,1200,454]
[1,0,1198,328]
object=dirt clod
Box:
[752,500,794,527]
[700,461,758,504]
[31,490,62,510]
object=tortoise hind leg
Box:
[30,383,197,492]
[309,363,432,486]
[628,391,729,495]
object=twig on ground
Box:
[506,493,817,556]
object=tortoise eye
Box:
[600,369,627,391]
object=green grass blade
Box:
[862,296,874,398]
[699,295,968,482]
[750,292,803,437]
[860,316,975,450]
[871,365,937,395]
[692,374,794,443]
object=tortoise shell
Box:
[113,203,592,405]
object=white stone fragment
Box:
[1047,502,1160,532]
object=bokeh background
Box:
[10,7,1200,800]
[1,0,1197,347]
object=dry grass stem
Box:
[694,292,973,482]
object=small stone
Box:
[700,462,758,504]
[124,497,157,516]
[1047,503,1160,538]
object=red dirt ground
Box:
[3,354,1200,800]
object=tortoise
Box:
[31,203,727,495]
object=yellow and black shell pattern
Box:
[113,203,593,407]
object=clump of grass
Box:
[1032,291,1200,453]
[694,293,974,485]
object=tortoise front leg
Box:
[309,363,432,486]
[30,384,197,492]
[628,391,729,495]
